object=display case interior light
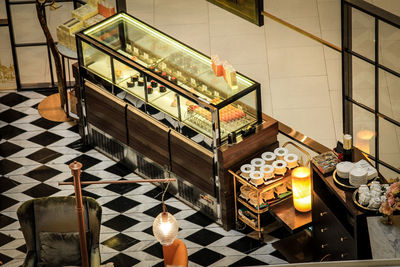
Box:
[292,167,311,212]
[83,13,253,87]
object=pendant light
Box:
[153,182,179,246]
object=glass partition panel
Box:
[379,20,400,74]
[113,59,145,100]
[378,164,400,182]
[379,118,400,169]
[147,82,179,120]
[352,8,375,61]
[182,102,213,139]
[82,41,112,82]
[219,91,258,140]
[341,0,400,181]
[379,68,400,122]
[353,104,375,156]
[352,56,375,109]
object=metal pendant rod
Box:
[69,161,89,267]
[64,161,176,267]
[59,178,176,186]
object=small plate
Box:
[333,170,377,191]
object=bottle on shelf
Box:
[343,134,353,162]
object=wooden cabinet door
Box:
[126,105,170,169]
[85,81,127,144]
[170,130,215,196]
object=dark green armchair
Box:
[17,196,102,267]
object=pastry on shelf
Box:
[274,183,288,195]
[187,105,211,121]
[248,191,267,208]
[219,105,246,123]
[261,189,275,202]
[240,185,253,200]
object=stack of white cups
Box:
[240,147,299,185]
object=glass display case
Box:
[76,12,261,146]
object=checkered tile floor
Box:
[0,91,289,266]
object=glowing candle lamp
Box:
[356,129,374,155]
[292,167,311,212]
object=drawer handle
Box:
[321,243,328,249]
[320,227,328,233]
[340,237,348,242]
[320,212,328,217]
[340,253,348,259]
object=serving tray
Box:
[333,169,377,191]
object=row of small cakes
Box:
[240,183,290,206]
[240,147,299,186]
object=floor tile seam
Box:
[1,128,46,134]
[0,230,21,236]
[261,14,275,116]
[273,106,333,111]
[267,43,325,52]
[0,226,20,231]
[209,30,266,38]
[270,95,328,108]
[154,21,210,28]
[316,0,340,141]
[267,42,323,49]
[269,73,329,80]
[328,90,342,141]
[3,157,58,163]
[0,177,39,183]
[204,0,212,56]
[381,73,400,146]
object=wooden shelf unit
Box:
[231,169,293,240]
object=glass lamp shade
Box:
[292,167,311,212]
[356,129,374,155]
[153,212,178,246]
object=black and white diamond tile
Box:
[0,125,26,140]
[0,109,27,124]
[0,92,289,266]
[0,142,24,158]
[0,92,29,107]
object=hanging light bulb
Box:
[153,211,178,246]
[153,181,178,246]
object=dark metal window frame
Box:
[342,0,400,175]
[4,0,126,91]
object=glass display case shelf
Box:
[76,12,262,144]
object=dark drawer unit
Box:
[312,164,372,261]
[85,81,127,144]
[126,105,170,169]
[170,130,215,196]
[312,193,356,261]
